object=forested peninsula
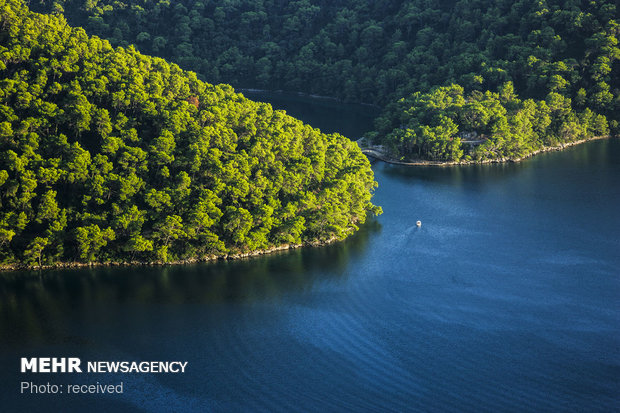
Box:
[0,0,380,269]
[31,0,619,163]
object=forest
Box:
[0,0,617,267]
[0,0,380,268]
[29,0,619,161]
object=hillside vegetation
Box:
[33,0,619,162]
[0,0,380,268]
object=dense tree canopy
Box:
[0,0,380,267]
[31,0,618,161]
[372,82,610,162]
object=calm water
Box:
[240,90,378,138]
[1,95,619,412]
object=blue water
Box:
[1,104,619,411]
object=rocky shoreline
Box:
[360,135,614,167]
[0,237,339,273]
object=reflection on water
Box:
[383,139,618,192]
[0,220,379,346]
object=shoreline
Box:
[3,136,613,273]
[360,135,614,167]
[0,237,340,273]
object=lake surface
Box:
[1,94,619,412]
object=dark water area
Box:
[240,89,378,139]
[1,93,619,412]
